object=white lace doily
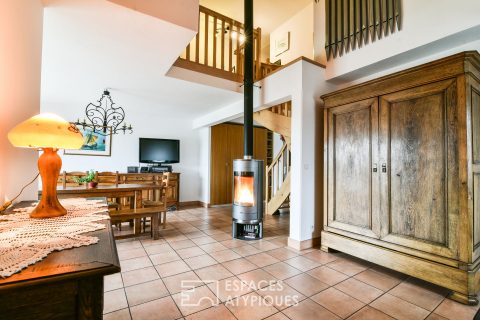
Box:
[0,198,109,278]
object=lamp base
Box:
[31,148,67,219]
[30,201,67,218]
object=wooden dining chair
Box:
[142,172,170,229]
[96,171,123,229]
[96,171,119,186]
[60,171,89,188]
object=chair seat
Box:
[142,200,165,208]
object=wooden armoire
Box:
[210,123,268,205]
[321,51,480,304]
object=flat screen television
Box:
[139,138,180,164]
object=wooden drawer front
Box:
[327,98,380,239]
[379,79,459,259]
[0,281,77,320]
[123,175,157,184]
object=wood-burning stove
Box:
[232,0,263,240]
[232,158,263,240]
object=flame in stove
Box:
[234,175,254,206]
[237,185,254,204]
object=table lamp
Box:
[7,113,84,218]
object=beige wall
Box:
[269,3,314,64]
[0,0,44,205]
[318,0,480,80]
[313,0,326,65]
[107,0,199,32]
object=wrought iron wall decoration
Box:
[322,0,402,60]
[74,90,133,135]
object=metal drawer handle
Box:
[373,163,378,173]
[382,163,387,173]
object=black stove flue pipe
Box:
[243,0,254,159]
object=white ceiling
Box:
[41,0,243,120]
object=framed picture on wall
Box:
[274,31,290,57]
[64,124,112,156]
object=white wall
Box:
[0,0,44,205]
[40,0,208,203]
[44,95,204,202]
[269,3,313,64]
[192,59,336,243]
[319,0,480,80]
[272,133,283,157]
[198,127,211,204]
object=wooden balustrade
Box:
[174,5,262,82]
[270,101,291,117]
[258,62,282,80]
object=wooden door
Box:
[210,123,269,205]
[378,79,459,259]
[253,127,268,205]
[327,98,381,238]
[227,124,244,203]
[210,124,230,205]
[253,127,268,164]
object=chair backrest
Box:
[96,171,119,186]
[60,171,89,188]
[160,173,171,200]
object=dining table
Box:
[39,184,164,237]
[39,183,163,209]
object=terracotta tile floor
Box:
[104,206,480,320]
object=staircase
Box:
[254,101,291,215]
[254,102,291,145]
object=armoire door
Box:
[327,98,381,238]
[378,79,459,259]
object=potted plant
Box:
[73,170,98,188]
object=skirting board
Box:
[288,237,321,251]
[178,201,208,208]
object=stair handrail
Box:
[266,141,290,173]
[265,141,291,209]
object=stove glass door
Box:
[233,171,255,207]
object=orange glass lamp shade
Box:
[8,113,83,218]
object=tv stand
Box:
[149,165,172,173]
